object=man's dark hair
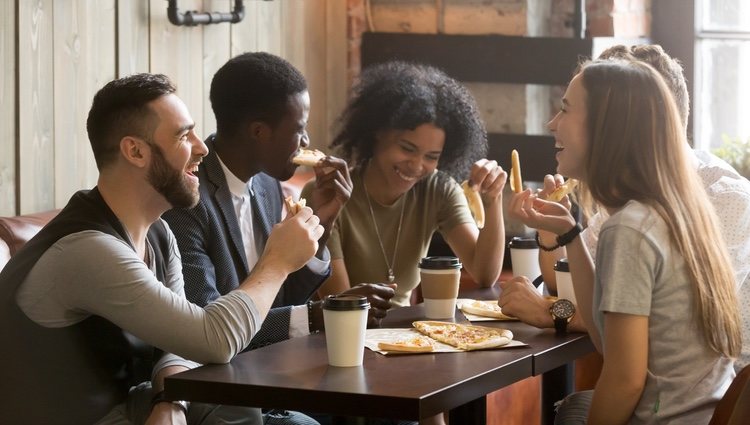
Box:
[86,73,176,170]
[210,52,308,138]
[331,61,487,180]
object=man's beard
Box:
[147,144,199,209]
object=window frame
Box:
[653,0,750,149]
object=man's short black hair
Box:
[86,73,176,170]
[210,52,308,138]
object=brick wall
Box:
[588,0,652,37]
[346,0,651,162]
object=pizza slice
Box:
[546,178,578,202]
[461,181,485,229]
[412,321,513,351]
[292,148,326,167]
[284,195,307,215]
[460,300,516,320]
[377,336,435,353]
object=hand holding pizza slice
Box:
[546,178,578,202]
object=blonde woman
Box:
[510,59,741,424]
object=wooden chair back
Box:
[709,364,750,425]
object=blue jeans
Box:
[553,390,593,425]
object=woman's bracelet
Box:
[536,223,582,252]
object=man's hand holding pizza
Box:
[263,206,324,275]
[297,151,353,246]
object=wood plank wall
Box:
[1,0,346,216]
[0,0,16,215]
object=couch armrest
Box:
[0,210,60,270]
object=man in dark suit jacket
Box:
[163,52,396,352]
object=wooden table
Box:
[165,303,593,424]
[459,284,593,424]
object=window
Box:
[694,0,750,149]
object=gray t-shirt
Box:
[584,150,750,372]
[594,201,734,424]
[16,223,262,373]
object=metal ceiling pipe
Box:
[167,0,248,27]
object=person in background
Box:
[161,52,395,424]
[0,73,322,424]
[500,44,750,373]
[313,61,507,308]
[509,58,740,424]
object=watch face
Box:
[551,299,576,319]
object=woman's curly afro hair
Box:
[330,61,487,180]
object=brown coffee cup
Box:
[419,256,462,318]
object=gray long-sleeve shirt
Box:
[16,225,261,373]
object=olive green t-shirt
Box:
[304,170,473,306]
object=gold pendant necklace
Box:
[362,175,406,284]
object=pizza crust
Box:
[460,300,515,320]
[546,179,578,202]
[377,336,435,353]
[462,181,485,229]
[510,149,523,194]
[292,148,326,167]
[284,195,307,215]
[412,321,513,351]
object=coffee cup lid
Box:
[508,237,539,249]
[554,258,570,272]
[418,256,462,270]
[322,295,370,311]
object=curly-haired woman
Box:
[307,61,508,309]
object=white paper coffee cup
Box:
[419,256,462,319]
[322,295,370,367]
[508,237,542,281]
[554,258,576,305]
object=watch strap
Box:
[556,223,583,248]
[553,316,569,334]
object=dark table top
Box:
[166,296,592,420]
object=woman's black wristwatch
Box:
[549,298,576,334]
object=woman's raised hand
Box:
[509,189,576,236]
[468,159,508,205]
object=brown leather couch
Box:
[0,210,59,270]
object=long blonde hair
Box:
[580,59,741,357]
